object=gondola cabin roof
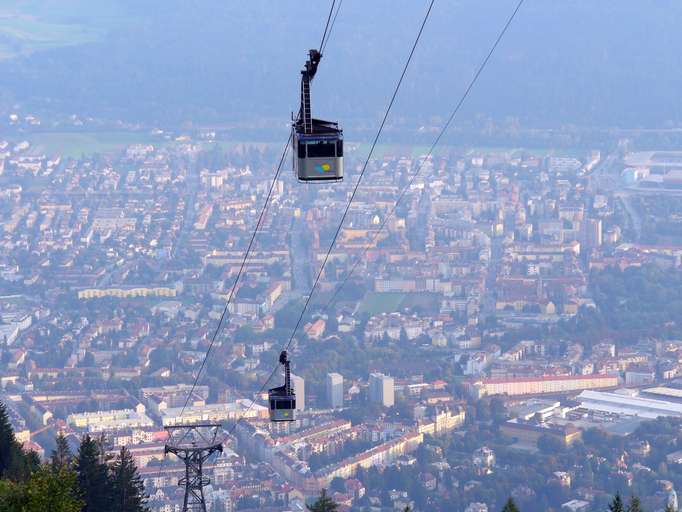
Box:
[295,118,342,137]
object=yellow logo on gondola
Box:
[283,412,289,417]
[315,163,331,173]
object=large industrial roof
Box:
[578,390,682,419]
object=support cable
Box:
[321,0,343,55]
[227,0,437,432]
[180,134,291,416]
[280,0,436,356]
[319,0,337,53]
[324,0,526,311]
[179,0,343,418]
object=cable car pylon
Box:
[164,424,224,512]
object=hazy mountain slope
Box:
[0,0,680,128]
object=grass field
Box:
[28,131,158,158]
[22,132,575,162]
[358,292,405,315]
[0,12,100,59]
[358,291,440,315]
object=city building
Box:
[369,373,395,407]
[291,374,305,411]
[161,400,268,426]
[467,374,618,398]
[562,500,590,512]
[465,503,489,512]
[577,390,682,419]
[501,418,582,447]
[67,404,154,433]
[327,373,344,409]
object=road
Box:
[481,235,503,320]
[585,152,620,192]
[290,215,312,293]
[616,192,643,241]
[172,157,200,259]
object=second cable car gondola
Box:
[268,351,296,422]
[293,49,343,182]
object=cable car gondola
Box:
[293,49,343,182]
[268,351,296,422]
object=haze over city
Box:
[2,2,682,512]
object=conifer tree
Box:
[627,495,643,512]
[0,401,36,481]
[0,466,82,512]
[76,434,113,512]
[111,446,149,512]
[24,465,83,512]
[501,498,520,512]
[0,401,19,477]
[211,500,227,512]
[609,493,625,512]
[51,432,73,470]
[307,489,338,512]
[0,479,24,512]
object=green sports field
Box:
[28,132,158,158]
[358,291,439,315]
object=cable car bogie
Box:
[268,351,296,422]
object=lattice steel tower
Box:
[164,424,223,512]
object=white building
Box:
[291,374,305,411]
[561,500,590,512]
[369,373,395,407]
[67,404,154,433]
[578,390,682,419]
[161,400,268,426]
[624,369,655,387]
[465,504,488,512]
[327,373,344,409]
[140,384,209,415]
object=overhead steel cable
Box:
[225,0,438,434]
[319,0,337,54]
[280,0,436,355]
[321,0,343,55]
[179,0,343,419]
[324,0,526,311]
[179,134,291,416]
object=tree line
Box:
[305,492,679,512]
[0,401,148,512]
[498,494,677,512]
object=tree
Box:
[307,489,338,512]
[537,434,565,454]
[0,480,23,512]
[0,466,82,512]
[76,434,113,512]
[111,446,149,512]
[609,493,625,512]
[501,498,520,512]
[51,432,73,471]
[24,465,83,512]
[627,496,643,512]
[0,401,19,477]
[78,351,96,367]
[211,499,227,512]
[0,401,37,481]
[329,476,345,493]
[399,328,409,346]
